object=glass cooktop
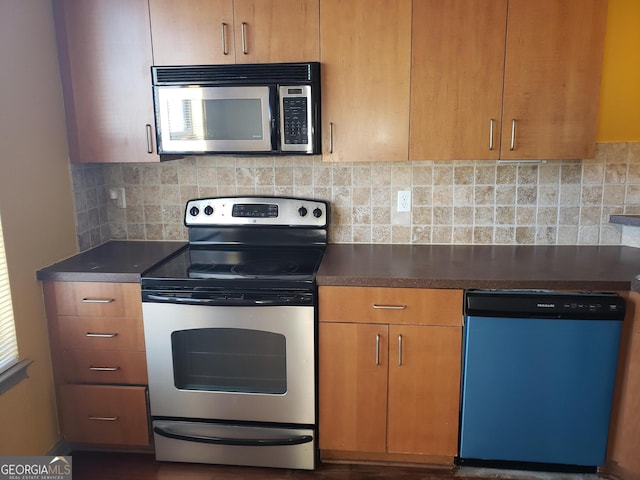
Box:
[142,245,325,285]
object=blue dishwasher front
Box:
[458,290,624,472]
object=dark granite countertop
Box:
[317,244,640,291]
[36,240,187,283]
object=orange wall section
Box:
[597,0,640,142]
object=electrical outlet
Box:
[109,187,127,209]
[397,190,411,212]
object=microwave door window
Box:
[204,99,263,141]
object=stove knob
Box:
[189,206,200,217]
[204,205,214,216]
[313,208,323,218]
[298,206,308,217]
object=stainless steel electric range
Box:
[141,196,328,470]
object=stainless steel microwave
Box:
[152,62,321,156]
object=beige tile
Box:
[412,186,432,206]
[494,226,515,244]
[453,185,473,206]
[453,226,473,244]
[431,226,453,244]
[496,164,516,184]
[604,162,628,184]
[352,187,371,206]
[473,226,494,244]
[475,165,496,185]
[474,206,495,226]
[412,206,432,225]
[557,225,578,244]
[454,206,473,225]
[372,225,392,243]
[515,226,535,244]
[353,225,372,243]
[580,185,603,205]
[537,185,559,206]
[474,185,495,205]
[412,226,431,244]
[391,225,411,243]
[517,165,538,185]
[536,207,558,225]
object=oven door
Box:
[142,302,315,425]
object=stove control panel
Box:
[185,196,328,227]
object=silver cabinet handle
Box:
[85,332,118,338]
[510,119,517,151]
[372,304,407,310]
[329,122,334,153]
[89,366,120,372]
[398,334,403,366]
[81,298,115,304]
[89,416,118,421]
[489,118,495,151]
[375,334,380,366]
[221,22,229,55]
[146,124,153,153]
[241,22,248,54]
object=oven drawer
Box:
[152,419,316,470]
[57,315,145,351]
[52,282,142,318]
[319,286,463,326]
[60,384,149,446]
[62,350,148,384]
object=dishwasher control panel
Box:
[465,290,625,320]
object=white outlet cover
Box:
[397,190,411,212]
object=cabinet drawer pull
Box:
[81,298,115,304]
[221,22,229,55]
[88,366,121,372]
[88,416,119,421]
[241,22,248,54]
[489,118,495,151]
[398,334,403,366]
[375,334,380,366]
[372,304,407,310]
[510,118,517,151]
[85,332,118,338]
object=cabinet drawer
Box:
[52,282,142,318]
[319,286,463,326]
[60,384,149,446]
[62,350,148,384]
[57,315,145,351]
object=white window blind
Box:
[0,212,18,373]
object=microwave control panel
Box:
[279,85,313,153]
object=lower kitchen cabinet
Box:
[60,385,149,446]
[318,286,463,463]
[43,281,151,449]
[607,291,640,480]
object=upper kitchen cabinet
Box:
[53,0,158,163]
[149,0,320,65]
[410,0,608,161]
[410,0,507,161]
[500,0,607,160]
[320,0,411,162]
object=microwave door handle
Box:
[153,426,313,447]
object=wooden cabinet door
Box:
[319,322,388,453]
[233,0,319,63]
[410,0,507,161]
[387,325,462,456]
[500,0,607,160]
[53,0,157,163]
[149,0,235,65]
[320,0,411,162]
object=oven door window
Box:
[171,328,286,394]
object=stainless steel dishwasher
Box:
[458,290,625,472]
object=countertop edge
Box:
[316,276,632,292]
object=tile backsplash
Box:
[71,142,640,252]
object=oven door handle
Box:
[153,426,313,447]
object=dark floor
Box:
[70,451,467,480]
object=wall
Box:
[0,0,77,454]
[70,0,640,252]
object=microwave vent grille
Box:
[153,63,317,85]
